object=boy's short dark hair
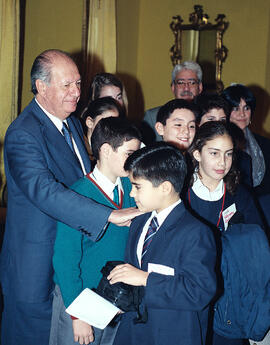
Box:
[156,99,199,125]
[194,94,231,123]
[91,117,142,160]
[124,142,187,194]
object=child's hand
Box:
[107,263,149,286]
[72,319,94,344]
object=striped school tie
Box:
[141,216,159,262]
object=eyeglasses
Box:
[174,79,199,87]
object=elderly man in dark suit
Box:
[0,49,141,345]
[143,61,203,142]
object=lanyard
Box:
[188,183,226,228]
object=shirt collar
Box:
[150,199,181,228]
[90,166,123,198]
[35,98,64,133]
[192,173,224,201]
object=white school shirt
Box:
[90,166,123,201]
[35,99,86,174]
[191,174,236,230]
[137,199,181,266]
[192,173,224,201]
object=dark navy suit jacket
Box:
[113,202,217,345]
[1,99,111,303]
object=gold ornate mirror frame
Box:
[170,5,229,92]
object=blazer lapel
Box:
[141,203,186,267]
[129,213,151,267]
[31,100,84,174]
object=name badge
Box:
[222,203,236,230]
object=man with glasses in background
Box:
[143,61,203,141]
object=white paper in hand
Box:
[65,288,120,329]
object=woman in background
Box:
[222,84,270,242]
[222,84,270,196]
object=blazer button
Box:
[227,320,231,325]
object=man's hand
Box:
[107,263,149,286]
[108,207,144,227]
[72,319,94,345]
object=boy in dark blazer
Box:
[108,142,217,345]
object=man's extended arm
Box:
[5,128,141,239]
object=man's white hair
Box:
[171,61,203,84]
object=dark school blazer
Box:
[113,202,217,345]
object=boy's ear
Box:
[100,143,112,159]
[155,122,165,136]
[85,116,94,130]
[193,150,201,162]
[160,180,172,195]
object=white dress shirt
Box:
[137,199,181,266]
[90,166,123,202]
[192,173,224,201]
